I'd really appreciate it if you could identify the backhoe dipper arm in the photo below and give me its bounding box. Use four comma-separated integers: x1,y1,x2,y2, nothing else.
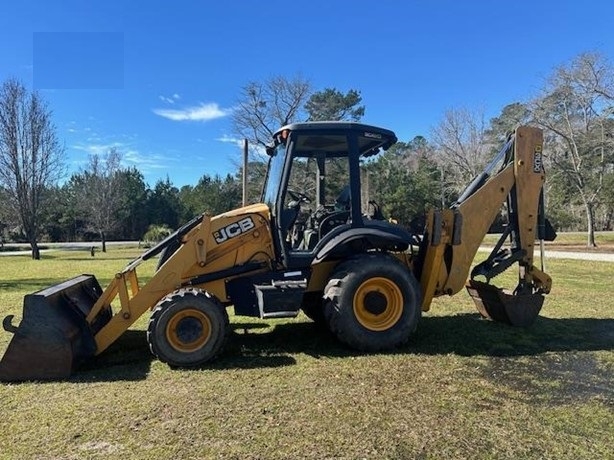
418,126,552,314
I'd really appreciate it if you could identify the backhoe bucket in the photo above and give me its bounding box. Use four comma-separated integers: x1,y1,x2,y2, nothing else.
466,280,544,327
0,275,111,382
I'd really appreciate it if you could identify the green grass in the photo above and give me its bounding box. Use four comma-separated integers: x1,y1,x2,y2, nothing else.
483,230,614,252
0,247,613,459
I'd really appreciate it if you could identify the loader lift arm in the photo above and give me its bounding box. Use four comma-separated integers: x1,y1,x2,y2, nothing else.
417,126,553,324
0,207,276,381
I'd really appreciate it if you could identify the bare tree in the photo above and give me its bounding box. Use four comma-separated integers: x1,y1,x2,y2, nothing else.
0,186,10,245
231,75,311,204
71,148,124,252
431,107,492,195
530,52,614,246
232,75,311,148
0,78,64,259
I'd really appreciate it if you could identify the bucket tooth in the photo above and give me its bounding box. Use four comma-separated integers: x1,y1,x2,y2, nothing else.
0,275,110,382
466,280,544,327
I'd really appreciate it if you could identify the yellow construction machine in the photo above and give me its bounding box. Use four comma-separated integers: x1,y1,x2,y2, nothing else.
0,122,555,381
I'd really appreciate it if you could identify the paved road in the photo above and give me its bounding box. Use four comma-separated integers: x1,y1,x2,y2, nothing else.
540,250,614,262
478,247,614,263
0,241,140,256
2,242,613,262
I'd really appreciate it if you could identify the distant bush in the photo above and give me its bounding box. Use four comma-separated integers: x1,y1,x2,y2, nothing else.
142,224,173,246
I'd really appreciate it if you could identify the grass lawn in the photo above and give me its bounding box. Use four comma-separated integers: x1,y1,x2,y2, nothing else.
0,246,612,459
483,230,614,253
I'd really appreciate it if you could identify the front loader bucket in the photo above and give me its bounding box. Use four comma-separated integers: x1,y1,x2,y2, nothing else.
466,280,544,327
0,275,111,382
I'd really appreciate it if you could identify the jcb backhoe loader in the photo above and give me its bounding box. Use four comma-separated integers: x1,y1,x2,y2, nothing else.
0,122,554,381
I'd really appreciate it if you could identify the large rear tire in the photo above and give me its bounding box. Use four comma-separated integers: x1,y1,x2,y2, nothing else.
323,253,421,351
147,288,229,367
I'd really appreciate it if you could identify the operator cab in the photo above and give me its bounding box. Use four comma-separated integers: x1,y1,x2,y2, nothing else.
262,122,400,268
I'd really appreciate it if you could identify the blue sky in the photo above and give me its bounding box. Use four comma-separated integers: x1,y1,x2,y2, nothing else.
1,0,612,187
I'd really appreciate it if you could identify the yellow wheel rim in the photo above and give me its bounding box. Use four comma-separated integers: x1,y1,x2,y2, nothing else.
166,308,212,352
353,277,403,331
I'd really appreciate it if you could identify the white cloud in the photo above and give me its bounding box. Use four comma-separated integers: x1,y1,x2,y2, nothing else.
158,93,181,104
216,134,244,148
72,142,123,156
123,148,173,170
72,141,173,173
158,95,175,104
153,103,229,122
216,134,268,159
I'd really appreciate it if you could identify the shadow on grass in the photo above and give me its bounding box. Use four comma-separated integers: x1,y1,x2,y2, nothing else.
0,278,67,294
73,330,154,383
70,314,614,382
483,349,614,405
226,314,614,360
411,313,614,357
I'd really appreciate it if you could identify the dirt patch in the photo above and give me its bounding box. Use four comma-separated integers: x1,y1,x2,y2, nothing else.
79,441,124,454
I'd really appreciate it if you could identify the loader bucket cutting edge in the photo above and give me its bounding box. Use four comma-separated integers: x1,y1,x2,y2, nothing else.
0,275,111,382
466,280,544,327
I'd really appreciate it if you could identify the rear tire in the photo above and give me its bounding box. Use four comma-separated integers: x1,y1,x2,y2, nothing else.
147,288,229,367
323,253,421,351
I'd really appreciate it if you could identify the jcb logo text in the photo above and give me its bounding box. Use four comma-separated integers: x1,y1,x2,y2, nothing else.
214,217,255,244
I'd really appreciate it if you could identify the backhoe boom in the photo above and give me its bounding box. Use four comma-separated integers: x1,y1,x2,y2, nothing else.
418,126,552,324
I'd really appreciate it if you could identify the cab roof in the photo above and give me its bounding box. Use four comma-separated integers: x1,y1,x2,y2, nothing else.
273,121,398,156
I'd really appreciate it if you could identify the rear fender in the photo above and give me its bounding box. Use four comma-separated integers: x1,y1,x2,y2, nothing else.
312,223,412,265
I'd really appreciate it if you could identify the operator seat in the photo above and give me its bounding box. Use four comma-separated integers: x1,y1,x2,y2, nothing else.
318,210,350,239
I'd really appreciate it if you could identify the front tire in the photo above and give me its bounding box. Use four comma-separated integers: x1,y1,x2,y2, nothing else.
301,291,326,326
323,253,421,351
147,288,229,367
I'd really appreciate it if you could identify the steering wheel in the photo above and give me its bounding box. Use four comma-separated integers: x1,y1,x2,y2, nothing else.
287,189,311,205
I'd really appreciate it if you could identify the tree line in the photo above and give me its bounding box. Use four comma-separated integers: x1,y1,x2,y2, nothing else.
0,159,244,252
1,51,613,259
